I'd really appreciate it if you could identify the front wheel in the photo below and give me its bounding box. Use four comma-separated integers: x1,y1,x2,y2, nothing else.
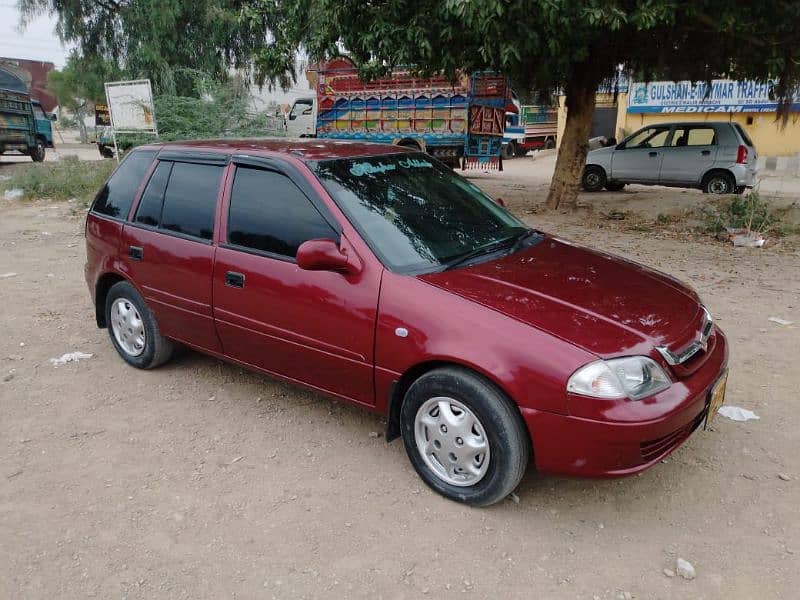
105,281,174,369
400,367,530,506
502,142,515,160
30,140,45,162
582,165,607,192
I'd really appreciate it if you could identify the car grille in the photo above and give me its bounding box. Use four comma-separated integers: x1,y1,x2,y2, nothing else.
639,410,706,463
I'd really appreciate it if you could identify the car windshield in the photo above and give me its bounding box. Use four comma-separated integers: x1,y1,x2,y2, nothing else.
312,153,528,273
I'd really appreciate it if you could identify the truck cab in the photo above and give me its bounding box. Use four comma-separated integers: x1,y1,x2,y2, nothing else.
286,97,316,138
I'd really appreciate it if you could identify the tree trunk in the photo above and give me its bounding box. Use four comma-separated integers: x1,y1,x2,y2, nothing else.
545,77,598,210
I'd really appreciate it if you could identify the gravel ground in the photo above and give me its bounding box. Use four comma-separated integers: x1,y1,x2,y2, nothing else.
1,159,798,599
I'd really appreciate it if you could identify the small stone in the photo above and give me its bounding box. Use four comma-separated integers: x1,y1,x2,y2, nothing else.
676,558,696,580
663,568,676,578
2,373,13,382
509,492,520,504
778,473,791,481
368,431,380,438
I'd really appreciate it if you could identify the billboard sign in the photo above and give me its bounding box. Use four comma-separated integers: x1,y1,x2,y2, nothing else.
104,79,157,133
628,80,800,114
94,103,111,127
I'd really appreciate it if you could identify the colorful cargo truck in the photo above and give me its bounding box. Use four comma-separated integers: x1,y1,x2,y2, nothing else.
287,57,511,169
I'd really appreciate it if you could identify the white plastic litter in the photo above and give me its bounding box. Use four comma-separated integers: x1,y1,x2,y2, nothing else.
768,317,794,326
3,188,24,201
50,352,93,366
0,272,18,279
717,406,760,422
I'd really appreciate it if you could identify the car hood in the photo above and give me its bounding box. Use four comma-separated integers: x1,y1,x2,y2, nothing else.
419,235,702,357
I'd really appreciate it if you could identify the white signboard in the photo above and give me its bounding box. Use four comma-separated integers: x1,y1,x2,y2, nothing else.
628,79,800,114
104,79,157,133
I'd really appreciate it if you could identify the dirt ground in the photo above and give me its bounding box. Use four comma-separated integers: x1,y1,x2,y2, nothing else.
1,155,799,599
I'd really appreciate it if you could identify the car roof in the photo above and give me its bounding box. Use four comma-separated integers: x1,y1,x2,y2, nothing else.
137,138,413,162
644,121,732,128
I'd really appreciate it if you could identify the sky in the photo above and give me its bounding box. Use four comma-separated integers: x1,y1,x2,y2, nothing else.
0,2,71,67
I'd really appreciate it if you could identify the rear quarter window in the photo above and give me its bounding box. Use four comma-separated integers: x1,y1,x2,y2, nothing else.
92,150,157,219
733,123,754,147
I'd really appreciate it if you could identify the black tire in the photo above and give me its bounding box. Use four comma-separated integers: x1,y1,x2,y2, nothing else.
544,138,556,150
582,165,607,192
30,140,45,162
703,171,735,194
105,281,174,369
400,366,530,507
502,142,515,159
605,181,626,192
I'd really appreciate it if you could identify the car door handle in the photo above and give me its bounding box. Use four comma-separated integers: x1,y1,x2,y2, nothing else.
129,246,143,260
701,150,711,155
225,271,245,288
648,151,658,157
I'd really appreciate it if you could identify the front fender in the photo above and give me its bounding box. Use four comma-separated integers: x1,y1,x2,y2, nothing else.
374,272,595,417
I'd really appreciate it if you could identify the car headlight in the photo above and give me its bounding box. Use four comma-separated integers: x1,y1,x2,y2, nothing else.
567,356,671,400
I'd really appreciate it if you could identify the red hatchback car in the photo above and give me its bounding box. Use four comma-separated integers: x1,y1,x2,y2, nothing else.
85,139,728,506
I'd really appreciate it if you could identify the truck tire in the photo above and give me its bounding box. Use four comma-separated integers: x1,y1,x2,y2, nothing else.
502,142,516,160
544,138,556,150
30,140,46,162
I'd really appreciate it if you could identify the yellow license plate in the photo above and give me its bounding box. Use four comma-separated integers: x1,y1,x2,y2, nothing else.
705,372,728,428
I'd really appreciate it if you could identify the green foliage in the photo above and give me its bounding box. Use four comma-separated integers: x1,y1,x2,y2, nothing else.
704,191,779,234
2,156,115,203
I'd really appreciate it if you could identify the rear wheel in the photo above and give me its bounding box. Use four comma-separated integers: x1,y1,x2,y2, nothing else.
502,142,516,159
105,281,174,369
582,165,607,192
400,367,530,506
703,171,735,194
544,138,556,150
30,140,45,162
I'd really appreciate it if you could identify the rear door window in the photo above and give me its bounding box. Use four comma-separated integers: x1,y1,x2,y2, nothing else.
160,162,223,240
92,150,157,219
134,161,172,226
227,166,337,258
671,126,716,146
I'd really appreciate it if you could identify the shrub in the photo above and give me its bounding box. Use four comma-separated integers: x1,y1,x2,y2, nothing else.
2,156,115,203
703,191,778,234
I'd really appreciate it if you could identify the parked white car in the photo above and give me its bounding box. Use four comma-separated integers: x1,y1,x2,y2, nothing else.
582,121,757,194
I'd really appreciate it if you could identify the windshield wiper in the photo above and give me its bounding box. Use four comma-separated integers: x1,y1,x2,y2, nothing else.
441,231,526,271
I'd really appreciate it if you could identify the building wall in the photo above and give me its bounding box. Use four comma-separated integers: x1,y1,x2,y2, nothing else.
557,91,800,158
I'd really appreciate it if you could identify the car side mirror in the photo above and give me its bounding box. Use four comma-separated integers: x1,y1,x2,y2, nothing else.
297,239,360,275
606,137,616,146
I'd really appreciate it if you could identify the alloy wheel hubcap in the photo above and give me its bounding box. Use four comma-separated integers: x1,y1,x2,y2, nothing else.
586,173,600,187
111,297,146,356
414,397,490,486
709,178,728,194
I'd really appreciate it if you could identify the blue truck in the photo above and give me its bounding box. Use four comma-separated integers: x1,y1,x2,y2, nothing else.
1,66,55,162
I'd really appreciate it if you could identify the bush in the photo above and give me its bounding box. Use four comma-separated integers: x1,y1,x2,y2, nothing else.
703,191,779,234
2,156,115,203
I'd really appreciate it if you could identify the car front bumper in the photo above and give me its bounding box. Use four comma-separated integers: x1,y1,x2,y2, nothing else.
521,330,728,478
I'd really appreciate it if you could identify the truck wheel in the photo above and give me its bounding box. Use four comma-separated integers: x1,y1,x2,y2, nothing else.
502,142,515,159
582,166,606,192
31,140,46,162
544,138,556,150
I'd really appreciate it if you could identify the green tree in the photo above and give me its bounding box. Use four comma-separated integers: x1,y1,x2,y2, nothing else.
47,52,120,142
240,0,800,209
18,0,266,96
